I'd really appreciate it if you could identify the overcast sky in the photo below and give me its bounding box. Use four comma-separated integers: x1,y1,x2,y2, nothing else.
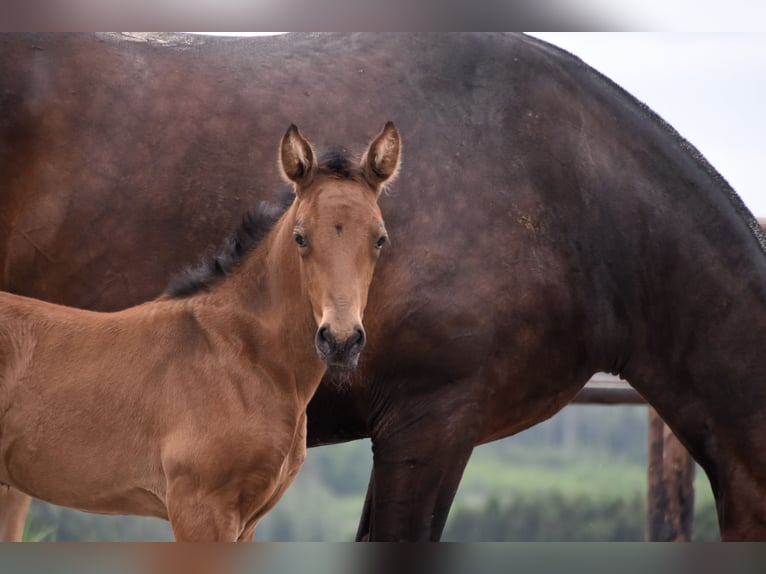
529,33,766,216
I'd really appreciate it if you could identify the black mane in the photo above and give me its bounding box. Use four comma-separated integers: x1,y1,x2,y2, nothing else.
318,147,365,182
165,148,362,299
165,190,294,298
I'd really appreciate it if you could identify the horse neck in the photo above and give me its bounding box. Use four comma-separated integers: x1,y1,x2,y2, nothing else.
206,209,326,401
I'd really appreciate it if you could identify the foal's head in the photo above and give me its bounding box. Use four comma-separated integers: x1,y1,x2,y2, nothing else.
280,122,400,371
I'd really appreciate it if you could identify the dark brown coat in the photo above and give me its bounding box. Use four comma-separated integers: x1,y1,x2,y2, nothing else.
1,33,765,540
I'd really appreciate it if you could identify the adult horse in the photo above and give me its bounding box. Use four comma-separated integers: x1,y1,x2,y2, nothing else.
1,33,765,541
0,122,399,541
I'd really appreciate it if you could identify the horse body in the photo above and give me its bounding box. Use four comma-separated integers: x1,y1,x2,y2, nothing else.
0,246,313,539
1,32,766,540
0,294,287,517
0,122,400,540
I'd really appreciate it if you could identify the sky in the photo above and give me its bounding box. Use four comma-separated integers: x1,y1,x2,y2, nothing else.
561,1,766,31
528,33,766,216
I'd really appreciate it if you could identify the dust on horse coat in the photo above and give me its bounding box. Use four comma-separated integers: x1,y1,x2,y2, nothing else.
0,122,400,541
1,33,766,540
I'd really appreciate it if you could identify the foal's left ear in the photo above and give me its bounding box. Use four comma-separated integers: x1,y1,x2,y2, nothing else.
280,124,316,193
361,121,401,195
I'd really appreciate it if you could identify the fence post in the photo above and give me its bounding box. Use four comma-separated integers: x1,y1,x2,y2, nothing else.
646,407,696,541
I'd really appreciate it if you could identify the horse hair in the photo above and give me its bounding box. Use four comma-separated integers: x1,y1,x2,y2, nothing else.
318,146,363,181
165,148,366,299
165,190,295,298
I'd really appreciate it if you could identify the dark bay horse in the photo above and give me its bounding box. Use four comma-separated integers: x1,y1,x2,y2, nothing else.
0,122,400,541
1,33,765,541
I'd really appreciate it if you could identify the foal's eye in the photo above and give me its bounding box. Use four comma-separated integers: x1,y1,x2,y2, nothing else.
375,235,387,249
293,232,306,248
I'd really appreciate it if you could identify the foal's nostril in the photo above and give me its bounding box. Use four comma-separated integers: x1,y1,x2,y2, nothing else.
316,324,365,365
348,326,366,354
315,324,335,356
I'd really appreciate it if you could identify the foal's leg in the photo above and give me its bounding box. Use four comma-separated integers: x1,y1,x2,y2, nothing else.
235,450,307,542
165,477,241,542
0,488,32,541
237,522,258,542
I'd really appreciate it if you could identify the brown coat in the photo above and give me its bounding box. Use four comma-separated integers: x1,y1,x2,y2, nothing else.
0,123,400,541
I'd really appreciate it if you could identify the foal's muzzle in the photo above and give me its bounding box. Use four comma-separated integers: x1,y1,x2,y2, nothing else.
315,323,366,371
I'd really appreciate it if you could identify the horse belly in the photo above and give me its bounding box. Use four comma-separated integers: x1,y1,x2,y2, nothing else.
475,310,595,443
0,449,167,518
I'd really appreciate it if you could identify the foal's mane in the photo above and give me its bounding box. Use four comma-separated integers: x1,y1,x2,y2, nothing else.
166,147,364,299
165,190,294,298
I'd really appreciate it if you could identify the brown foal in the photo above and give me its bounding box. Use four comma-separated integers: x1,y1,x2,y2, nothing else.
0,122,400,541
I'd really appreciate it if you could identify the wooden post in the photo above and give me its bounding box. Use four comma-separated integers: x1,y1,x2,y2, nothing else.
646,407,696,541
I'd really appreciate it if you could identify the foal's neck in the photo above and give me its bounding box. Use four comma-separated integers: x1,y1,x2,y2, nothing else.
203,209,326,400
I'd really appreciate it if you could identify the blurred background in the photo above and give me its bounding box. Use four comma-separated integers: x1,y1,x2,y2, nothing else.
24,32,765,541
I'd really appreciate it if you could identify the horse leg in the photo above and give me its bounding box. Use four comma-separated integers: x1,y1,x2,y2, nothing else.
237,523,257,542
367,388,478,541
0,488,32,541
697,441,766,540
165,477,241,542
715,467,766,540
369,433,474,541
169,472,299,542
354,469,374,541
629,373,766,540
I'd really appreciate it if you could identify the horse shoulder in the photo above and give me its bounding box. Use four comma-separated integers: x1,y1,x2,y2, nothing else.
0,293,57,396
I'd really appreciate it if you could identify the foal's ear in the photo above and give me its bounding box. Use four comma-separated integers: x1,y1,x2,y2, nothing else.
280,124,316,192
361,121,401,194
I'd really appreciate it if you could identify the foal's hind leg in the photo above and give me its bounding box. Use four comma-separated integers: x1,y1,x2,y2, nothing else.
0,488,32,541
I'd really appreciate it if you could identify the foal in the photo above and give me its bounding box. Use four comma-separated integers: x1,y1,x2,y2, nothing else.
0,122,400,541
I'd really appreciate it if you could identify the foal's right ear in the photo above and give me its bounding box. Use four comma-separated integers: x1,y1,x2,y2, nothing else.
280,124,316,193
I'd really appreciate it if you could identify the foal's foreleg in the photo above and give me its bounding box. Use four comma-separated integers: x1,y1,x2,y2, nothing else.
166,478,242,542
0,488,32,541
237,523,257,542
